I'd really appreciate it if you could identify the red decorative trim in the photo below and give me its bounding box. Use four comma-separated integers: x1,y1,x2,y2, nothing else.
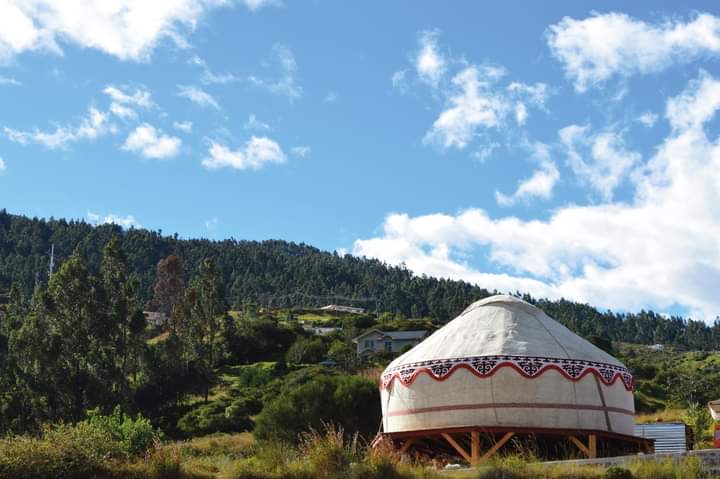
387,401,635,417
381,355,633,391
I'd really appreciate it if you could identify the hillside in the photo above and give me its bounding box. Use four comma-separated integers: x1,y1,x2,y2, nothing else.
0,209,718,350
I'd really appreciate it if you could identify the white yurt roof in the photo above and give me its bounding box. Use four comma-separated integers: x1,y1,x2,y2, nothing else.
386,295,623,370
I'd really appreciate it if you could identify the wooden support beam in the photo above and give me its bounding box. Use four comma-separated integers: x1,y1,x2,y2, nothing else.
568,435,591,458
588,434,597,459
471,431,480,465
479,432,514,465
398,438,415,455
441,432,472,463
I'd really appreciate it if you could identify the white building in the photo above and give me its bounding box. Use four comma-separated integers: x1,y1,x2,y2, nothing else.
320,304,365,314
353,329,427,357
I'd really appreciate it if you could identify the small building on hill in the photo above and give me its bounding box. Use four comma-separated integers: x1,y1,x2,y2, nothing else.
144,311,168,327
353,329,427,357
320,304,365,314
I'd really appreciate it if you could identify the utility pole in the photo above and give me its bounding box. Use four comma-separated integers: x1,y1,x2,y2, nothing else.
48,244,55,279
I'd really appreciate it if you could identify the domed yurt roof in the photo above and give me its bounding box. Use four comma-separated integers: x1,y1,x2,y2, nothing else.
383,295,630,388
380,295,635,439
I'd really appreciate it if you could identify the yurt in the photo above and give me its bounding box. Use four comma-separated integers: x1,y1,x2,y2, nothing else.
377,295,652,464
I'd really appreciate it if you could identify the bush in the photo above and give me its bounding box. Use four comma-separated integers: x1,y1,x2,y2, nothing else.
254,375,380,444
177,397,257,437
83,405,163,456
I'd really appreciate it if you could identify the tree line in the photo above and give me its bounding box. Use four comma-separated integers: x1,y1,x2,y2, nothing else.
1,209,719,351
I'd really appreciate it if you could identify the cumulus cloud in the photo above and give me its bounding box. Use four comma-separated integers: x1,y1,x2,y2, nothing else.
178,84,220,109
87,211,141,229
0,0,226,63
547,12,720,92
495,142,559,206
398,32,549,152
123,123,181,159
354,72,720,321
104,85,154,119
0,75,20,85
248,43,302,102
638,112,658,128
244,0,281,12
323,91,337,103
244,114,271,131
423,66,509,149
205,216,218,231
559,125,641,200
4,106,114,149
0,157,5,174
173,121,192,133
202,136,286,171
190,55,239,84
415,30,446,87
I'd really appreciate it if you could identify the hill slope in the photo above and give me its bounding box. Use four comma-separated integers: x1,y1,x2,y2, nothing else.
0,209,717,349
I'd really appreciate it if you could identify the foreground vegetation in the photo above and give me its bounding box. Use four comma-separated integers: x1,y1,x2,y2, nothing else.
0,418,712,479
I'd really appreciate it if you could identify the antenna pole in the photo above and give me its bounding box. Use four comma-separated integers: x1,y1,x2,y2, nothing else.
49,244,55,278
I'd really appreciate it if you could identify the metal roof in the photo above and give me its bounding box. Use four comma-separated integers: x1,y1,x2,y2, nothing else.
634,423,689,454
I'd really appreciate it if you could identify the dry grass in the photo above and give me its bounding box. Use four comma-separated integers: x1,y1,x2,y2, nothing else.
634,409,686,424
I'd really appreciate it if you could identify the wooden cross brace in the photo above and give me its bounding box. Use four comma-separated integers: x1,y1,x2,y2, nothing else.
568,434,597,459
441,431,515,466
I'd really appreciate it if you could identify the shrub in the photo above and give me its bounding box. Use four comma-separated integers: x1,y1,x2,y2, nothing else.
254,375,380,444
83,405,163,456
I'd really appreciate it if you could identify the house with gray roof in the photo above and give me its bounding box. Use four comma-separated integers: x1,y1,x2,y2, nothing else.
352,328,427,357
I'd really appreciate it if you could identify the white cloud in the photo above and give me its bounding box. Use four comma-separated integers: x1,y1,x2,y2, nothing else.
178,84,220,109
637,111,658,128
323,91,337,103
514,102,528,125
401,32,549,152
547,12,720,92
123,123,181,159
0,0,227,63
0,157,5,174
87,211,141,229
415,30,446,87
423,66,510,149
559,125,641,200
391,69,408,92
205,216,218,231
190,55,238,84
355,73,720,321
244,0,281,12
471,142,500,163
173,120,192,133
4,106,114,149
202,136,286,171
248,43,301,102
104,85,154,119
291,146,310,158
0,75,20,85
495,142,559,206
244,114,271,131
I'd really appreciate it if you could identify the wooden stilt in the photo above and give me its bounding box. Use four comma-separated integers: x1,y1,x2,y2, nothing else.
398,438,415,455
441,432,472,463
478,432,514,464
471,431,480,465
588,434,597,459
568,435,591,458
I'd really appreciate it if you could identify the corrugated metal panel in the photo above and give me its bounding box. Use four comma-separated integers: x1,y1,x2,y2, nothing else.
634,423,688,453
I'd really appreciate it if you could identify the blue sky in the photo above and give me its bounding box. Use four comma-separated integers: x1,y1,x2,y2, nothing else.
1,1,720,320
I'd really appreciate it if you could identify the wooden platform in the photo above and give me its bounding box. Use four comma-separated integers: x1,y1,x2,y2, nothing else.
375,426,654,466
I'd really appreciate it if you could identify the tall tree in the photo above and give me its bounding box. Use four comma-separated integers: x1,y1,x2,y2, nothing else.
188,258,227,402
152,255,186,331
